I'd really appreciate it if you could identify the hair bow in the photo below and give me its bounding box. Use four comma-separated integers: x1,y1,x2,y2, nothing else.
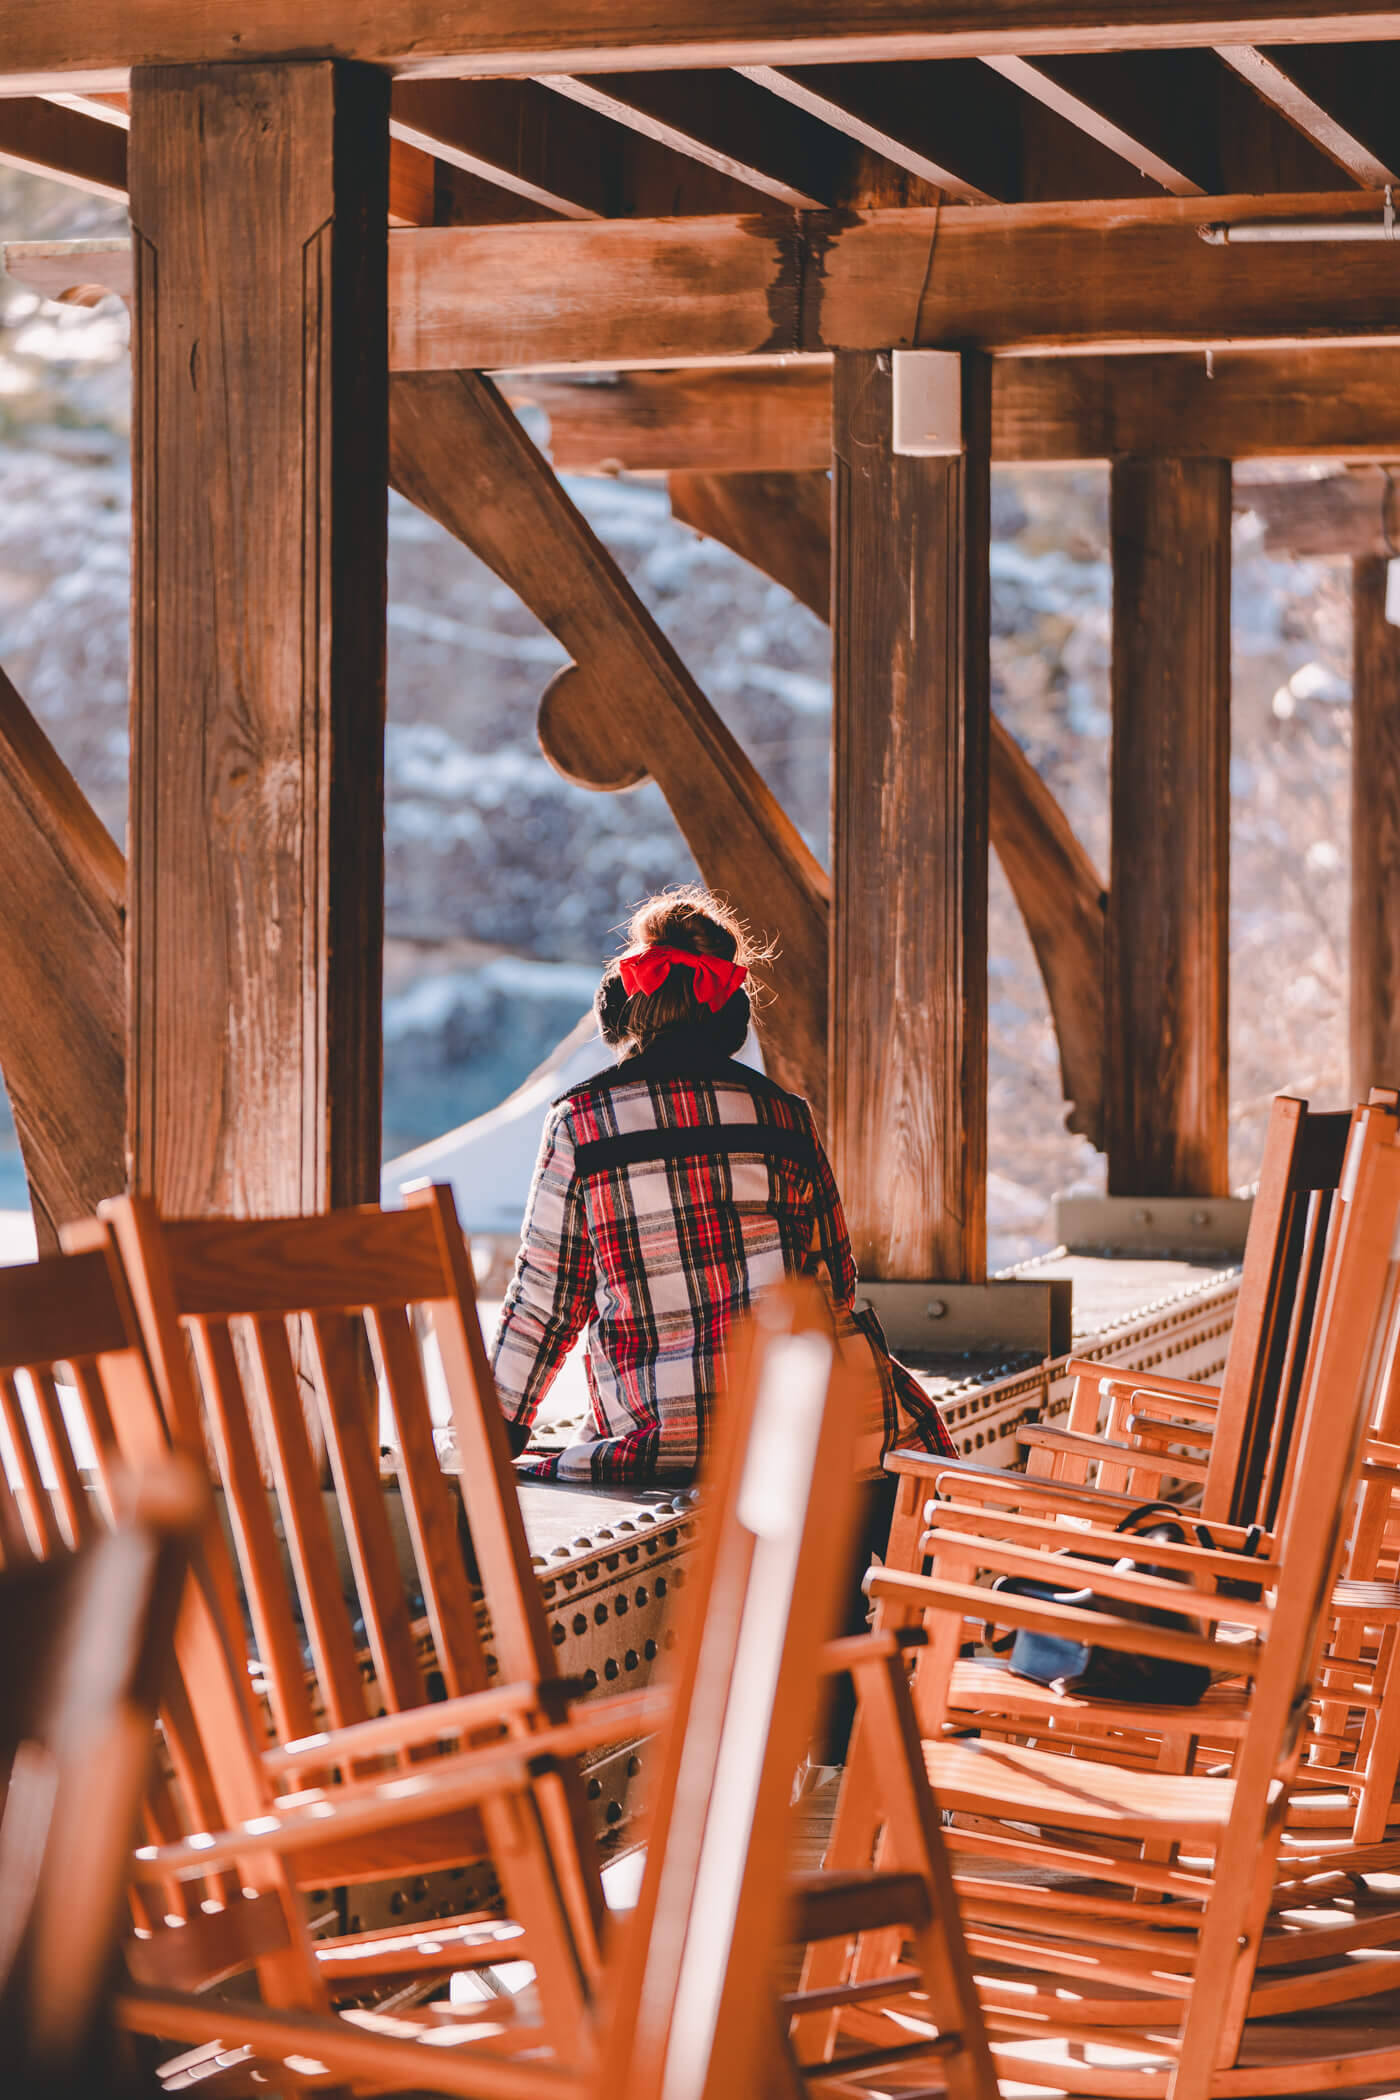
618,944,747,1013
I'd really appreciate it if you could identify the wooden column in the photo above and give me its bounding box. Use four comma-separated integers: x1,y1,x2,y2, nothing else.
127,62,388,1218
1107,457,1231,1198
1351,556,1400,1098
829,350,991,1282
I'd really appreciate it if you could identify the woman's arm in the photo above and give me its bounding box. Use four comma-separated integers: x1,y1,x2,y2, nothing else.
490,1102,594,1443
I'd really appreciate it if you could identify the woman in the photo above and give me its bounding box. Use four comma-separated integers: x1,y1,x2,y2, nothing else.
490,886,954,1487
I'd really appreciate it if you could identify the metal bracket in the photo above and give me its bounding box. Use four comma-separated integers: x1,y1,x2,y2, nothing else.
857,1279,1073,1361
1052,1192,1253,1258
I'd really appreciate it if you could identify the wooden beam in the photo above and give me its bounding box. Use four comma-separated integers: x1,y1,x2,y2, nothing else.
1351,555,1400,1096
1236,466,1400,556
669,466,1108,1148
524,367,834,475
0,667,124,1253
14,6,1400,94
542,69,859,210
1216,41,1400,186
514,347,1400,475
387,370,830,1115
830,350,991,1281
738,62,1023,203
1107,457,1232,1198
19,193,1400,368
128,61,386,1220
0,92,126,195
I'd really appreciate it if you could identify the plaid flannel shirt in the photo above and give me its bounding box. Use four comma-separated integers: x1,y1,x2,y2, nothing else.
489,1043,954,1483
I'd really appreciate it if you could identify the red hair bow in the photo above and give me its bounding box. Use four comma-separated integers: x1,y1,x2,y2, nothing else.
618,944,747,1013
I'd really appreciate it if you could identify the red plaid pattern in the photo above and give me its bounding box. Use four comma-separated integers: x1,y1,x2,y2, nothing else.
490,1045,954,1483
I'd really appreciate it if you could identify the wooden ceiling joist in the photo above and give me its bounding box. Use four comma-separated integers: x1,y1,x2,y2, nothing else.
10,5,1400,93
541,69,857,210
737,62,1024,203
1215,41,1400,186
0,93,125,197
984,51,1222,194
514,349,1400,471
17,191,1400,368
389,78,612,219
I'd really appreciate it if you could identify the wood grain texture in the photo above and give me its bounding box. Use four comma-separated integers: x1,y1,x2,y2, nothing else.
127,61,387,1220
1351,556,1400,1099
388,370,830,1113
830,350,991,1280
1216,40,1400,188
22,195,1400,369
1238,465,1400,557
9,3,1400,91
670,466,1107,1145
0,93,126,195
1107,456,1231,1196
513,349,1400,472
0,666,124,1250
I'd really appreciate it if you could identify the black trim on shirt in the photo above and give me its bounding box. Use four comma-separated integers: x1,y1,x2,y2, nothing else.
572,1121,818,1182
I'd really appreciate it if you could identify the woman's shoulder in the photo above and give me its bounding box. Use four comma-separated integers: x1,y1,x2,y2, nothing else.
552,1054,809,1119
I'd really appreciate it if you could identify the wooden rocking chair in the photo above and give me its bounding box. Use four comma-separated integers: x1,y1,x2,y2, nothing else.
880,1094,1362,1585
826,1099,1400,2098
0,1448,201,2100
119,1282,997,2100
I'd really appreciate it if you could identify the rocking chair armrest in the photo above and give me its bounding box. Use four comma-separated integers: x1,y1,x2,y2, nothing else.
924,1499,1279,1582
137,1688,669,1883
1018,1426,1210,1481
899,1460,1149,1519
262,1678,547,1776
865,1566,1257,1677
1123,1413,1215,1452
1063,1360,1223,1406
1119,1389,1222,1426
917,1527,1273,1630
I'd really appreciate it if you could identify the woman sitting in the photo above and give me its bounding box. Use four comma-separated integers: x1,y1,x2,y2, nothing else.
490,886,953,1489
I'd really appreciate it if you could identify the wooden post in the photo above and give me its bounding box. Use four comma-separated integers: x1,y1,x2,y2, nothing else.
829,349,991,1282
1107,457,1231,1198
127,62,388,1220
1351,555,1400,1098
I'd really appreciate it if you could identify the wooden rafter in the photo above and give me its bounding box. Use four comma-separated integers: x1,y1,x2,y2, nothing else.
0,666,124,1252
541,69,857,209
0,92,125,195
986,46,1353,194
669,468,1108,1147
390,79,612,219
738,62,1023,202
17,191,1400,368
387,370,831,1115
1216,41,1400,186
985,50,1222,194
9,5,1400,92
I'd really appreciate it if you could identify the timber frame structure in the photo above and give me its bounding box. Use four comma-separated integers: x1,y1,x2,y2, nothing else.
1,7,1399,1317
